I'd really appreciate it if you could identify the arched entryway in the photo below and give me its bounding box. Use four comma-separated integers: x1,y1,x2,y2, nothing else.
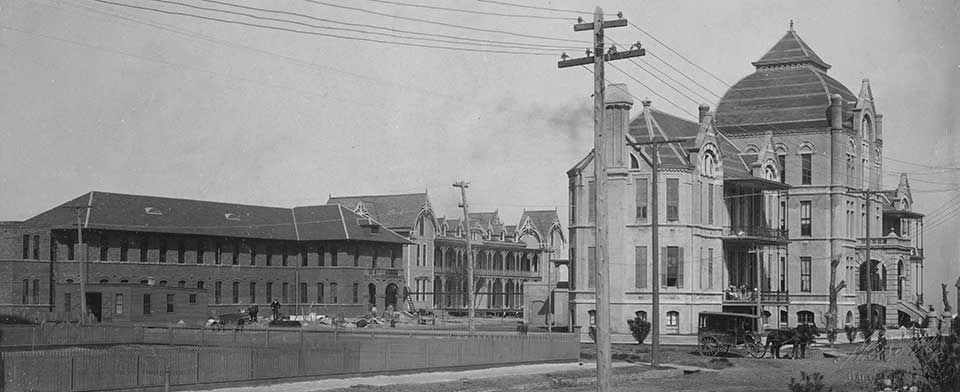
492,279,503,308
857,304,886,327
385,283,399,309
368,283,377,306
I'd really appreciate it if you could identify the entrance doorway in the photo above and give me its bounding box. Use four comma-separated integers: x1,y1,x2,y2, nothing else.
385,283,399,309
85,292,103,322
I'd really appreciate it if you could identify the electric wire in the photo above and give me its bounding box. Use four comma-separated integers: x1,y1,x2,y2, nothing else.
359,0,573,20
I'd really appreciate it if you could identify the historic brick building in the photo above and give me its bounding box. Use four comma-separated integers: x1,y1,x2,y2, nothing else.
567,28,927,336
327,192,566,314
0,191,411,322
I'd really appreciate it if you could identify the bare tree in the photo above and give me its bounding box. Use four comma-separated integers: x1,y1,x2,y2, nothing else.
824,257,847,346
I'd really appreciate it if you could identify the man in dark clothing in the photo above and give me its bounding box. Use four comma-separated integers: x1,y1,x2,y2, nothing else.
248,305,259,322
271,300,281,321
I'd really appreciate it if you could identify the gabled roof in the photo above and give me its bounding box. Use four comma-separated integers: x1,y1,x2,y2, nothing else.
22,191,411,244
469,211,503,233
519,210,560,236
716,30,857,133
326,192,431,232
628,108,699,168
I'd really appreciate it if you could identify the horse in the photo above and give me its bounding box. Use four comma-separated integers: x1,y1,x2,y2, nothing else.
765,324,821,359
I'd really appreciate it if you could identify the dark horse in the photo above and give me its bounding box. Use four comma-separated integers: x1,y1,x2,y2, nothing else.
765,324,821,359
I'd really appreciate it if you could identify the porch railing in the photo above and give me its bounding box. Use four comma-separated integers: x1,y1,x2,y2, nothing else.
723,226,787,241
723,289,790,304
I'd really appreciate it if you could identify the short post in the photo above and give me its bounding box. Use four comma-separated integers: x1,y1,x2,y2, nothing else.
164,363,170,392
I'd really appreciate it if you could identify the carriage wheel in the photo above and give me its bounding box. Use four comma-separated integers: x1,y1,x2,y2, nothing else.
746,341,767,358
698,336,723,357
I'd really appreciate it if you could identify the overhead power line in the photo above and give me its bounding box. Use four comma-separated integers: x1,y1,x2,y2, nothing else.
360,0,573,20
474,0,612,16
302,0,592,45
93,0,555,56
193,0,578,50
627,21,731,87
884,156,960,171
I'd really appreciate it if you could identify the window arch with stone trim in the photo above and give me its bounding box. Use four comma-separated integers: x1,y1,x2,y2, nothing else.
861,114,874,141
700,146,719,178
797,310,815,324
630,153,641,170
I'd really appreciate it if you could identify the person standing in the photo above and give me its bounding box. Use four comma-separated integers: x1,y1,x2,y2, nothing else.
876,328,888,361
271,299,281,321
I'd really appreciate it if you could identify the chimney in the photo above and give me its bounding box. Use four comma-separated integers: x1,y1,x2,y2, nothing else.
604,83,634,168
829,94,843,130
698,104,710,123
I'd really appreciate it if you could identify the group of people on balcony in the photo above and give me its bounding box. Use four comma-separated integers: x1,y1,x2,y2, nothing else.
725,284,757,301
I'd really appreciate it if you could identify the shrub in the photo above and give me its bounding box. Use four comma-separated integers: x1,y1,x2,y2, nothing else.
626,317,651,345
910,335,960,392
872,368,919,392
844,325,857,344
788,371,832,392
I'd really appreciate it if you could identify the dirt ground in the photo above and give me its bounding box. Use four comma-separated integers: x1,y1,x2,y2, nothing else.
328,340,918,392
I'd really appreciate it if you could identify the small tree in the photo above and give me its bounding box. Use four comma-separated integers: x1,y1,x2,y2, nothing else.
627,316,651,346
823,257,846,347
788,372,832,392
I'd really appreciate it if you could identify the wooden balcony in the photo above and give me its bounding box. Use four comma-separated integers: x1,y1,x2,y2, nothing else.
722,225,788,245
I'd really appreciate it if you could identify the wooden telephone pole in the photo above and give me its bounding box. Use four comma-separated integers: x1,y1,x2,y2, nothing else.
849,188,878,326
558,7,643,390
453,181,475,332
64,205,92,324
626,107,693,367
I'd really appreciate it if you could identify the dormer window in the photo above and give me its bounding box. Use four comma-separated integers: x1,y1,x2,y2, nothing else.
224,213,241,221
144,207,163,216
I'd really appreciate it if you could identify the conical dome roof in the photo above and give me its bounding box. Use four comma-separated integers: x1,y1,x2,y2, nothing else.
715,29,857,133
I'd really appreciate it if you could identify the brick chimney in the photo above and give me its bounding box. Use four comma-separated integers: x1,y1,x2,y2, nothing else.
603,83,634,169
699,104,710,123
829,94,843,130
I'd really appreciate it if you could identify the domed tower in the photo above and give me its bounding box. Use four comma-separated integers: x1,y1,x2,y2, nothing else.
715,26,890,328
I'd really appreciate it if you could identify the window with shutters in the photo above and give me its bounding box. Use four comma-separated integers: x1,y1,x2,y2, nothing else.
588,181,596,223
800,201,812,236
664,246,682,288
666,179,679,222
636,178,648,222
143,294,151,315
635,246,647,289
801,153,812,185
800,257,811,292
587,246,596,288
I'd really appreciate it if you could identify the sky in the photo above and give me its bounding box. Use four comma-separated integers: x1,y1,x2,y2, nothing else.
1,0,958,310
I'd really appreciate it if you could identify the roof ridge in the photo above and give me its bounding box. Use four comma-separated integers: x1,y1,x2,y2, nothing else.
89,190,293,210
328,192,427,200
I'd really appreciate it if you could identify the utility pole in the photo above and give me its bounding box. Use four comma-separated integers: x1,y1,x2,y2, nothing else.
64,205,93,324
849,189,878,327
558,7,643,390
453,181,475,332
626,108,693,367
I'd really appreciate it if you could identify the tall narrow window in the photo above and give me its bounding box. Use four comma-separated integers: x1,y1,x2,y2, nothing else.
214,242,222,265
354,246,360,266
166,294,175,313
666,178,679,222
317,282,325,303
779,201,787,232
197,281,204,290
352,283,359,303
707,183,714,225
635,246,647,289
30,279,39,304
330,246,338,266
800,257,812,292
299,282,307,303
266,282,273,303
233,241,240,265
800,201,812,236
801,153,812,185
32,235,39,260
317,245,324,267
665,246,682,288
140,238,149,262
707,248,714,289
636,178,648,222
214,281,222,304
177,240,185,264
196,241,204,264
143,294,151,315
329,283,338,303
302,247,309,266
115,293,124,314
588,180,596,223
50,236,57,262
100,235,109,261
587,246,596,288
282,282,289,303
22,235,29,259
569,185,576,225
265,245,273,266
159,240,167,263
778,154,787,183
249,282,257,304
779,256,787,291
21,279,28,304
281,243,288,266
250,243,257,266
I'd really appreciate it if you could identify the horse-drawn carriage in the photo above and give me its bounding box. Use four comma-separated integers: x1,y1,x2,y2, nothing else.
697,311,766,358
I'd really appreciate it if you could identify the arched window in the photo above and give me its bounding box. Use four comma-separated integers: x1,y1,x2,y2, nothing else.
861,115,873,141
630,153,641,169
744,144,759,154
881,265,887,291
797,310,815,324
897,260,904,300
701,151,717,177
635,310,647,321
845,311,854,325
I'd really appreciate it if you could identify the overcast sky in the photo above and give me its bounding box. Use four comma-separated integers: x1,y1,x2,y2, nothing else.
1,0,957,309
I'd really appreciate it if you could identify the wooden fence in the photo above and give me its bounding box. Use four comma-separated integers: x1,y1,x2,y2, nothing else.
1,326,579,391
